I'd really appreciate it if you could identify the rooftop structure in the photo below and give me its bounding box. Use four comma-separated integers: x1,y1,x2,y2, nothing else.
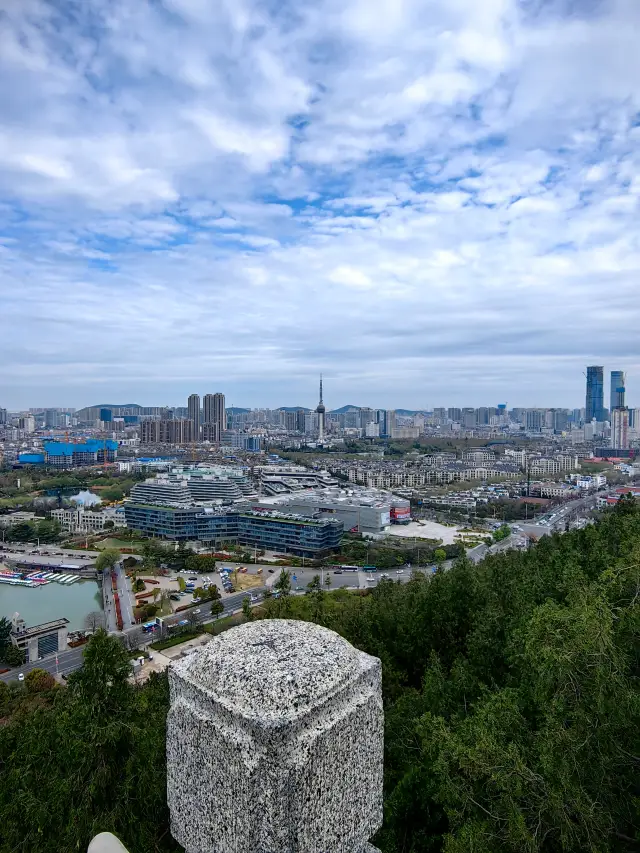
254,486,410,533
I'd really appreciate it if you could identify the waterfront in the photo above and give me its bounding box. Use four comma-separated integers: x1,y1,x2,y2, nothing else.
0,579,102,631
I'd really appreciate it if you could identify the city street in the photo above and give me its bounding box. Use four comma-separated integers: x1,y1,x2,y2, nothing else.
0,646,85,684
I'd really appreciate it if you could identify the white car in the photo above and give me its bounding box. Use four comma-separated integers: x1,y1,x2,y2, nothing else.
396,569,404,574
18,673,25,682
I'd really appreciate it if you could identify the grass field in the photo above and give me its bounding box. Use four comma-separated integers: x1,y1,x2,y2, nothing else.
95,538,145,552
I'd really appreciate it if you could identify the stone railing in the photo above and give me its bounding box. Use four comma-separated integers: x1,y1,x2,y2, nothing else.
89,618,384,853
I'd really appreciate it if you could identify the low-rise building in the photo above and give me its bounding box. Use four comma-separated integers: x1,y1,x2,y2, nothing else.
10,613,69,662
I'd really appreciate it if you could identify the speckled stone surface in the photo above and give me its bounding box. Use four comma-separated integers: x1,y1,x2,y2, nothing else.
167,619,383,853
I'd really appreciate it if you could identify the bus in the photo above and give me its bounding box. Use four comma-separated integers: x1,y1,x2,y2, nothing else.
339,565,360,572
362,566,377,573
142,621,157,633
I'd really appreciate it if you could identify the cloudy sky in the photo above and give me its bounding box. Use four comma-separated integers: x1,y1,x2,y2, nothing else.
1,0,639,411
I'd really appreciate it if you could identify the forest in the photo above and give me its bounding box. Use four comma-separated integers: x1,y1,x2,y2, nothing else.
0,497,638,853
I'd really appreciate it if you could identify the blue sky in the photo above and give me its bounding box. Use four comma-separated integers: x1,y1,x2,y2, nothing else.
1,0,639,410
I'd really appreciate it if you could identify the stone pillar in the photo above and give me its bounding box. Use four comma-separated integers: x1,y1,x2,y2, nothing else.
166,619,384,853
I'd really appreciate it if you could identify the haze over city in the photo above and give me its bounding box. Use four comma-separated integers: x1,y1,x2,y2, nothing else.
1,0,639,408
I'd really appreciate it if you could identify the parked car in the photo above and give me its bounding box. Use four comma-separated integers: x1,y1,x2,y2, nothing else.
18,673,24,682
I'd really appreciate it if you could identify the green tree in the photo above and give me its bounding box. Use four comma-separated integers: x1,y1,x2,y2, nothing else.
25,668,56,693
275,569,291,596
210,599,224,620
242,596,254,621
2,644,25,667
434,548,447,565
95,548,120,573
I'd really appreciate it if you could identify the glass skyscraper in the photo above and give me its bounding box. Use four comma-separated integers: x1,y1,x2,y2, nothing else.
610,370,626,411
585,366,604,422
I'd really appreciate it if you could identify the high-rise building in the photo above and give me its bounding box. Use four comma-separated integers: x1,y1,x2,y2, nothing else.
447,407,462,422
316,376,326,443
213,393,226,437
611,407,630,450
0,408,7,425
188,394,200,438
203,394,215,425
610,370,626,411
585,366,604,422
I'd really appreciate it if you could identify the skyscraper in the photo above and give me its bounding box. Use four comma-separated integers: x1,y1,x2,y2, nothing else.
316,376,326,443
585,366,604,422
202,392,226,442
610,370,626,411
187,394,200,438
611,407,629,450
203,394,215,425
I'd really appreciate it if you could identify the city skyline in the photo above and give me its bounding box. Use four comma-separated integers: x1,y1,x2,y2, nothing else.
0,365,636,414
1,2,640,407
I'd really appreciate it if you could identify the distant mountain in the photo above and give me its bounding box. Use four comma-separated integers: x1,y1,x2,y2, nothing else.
330,405,362,414
227,407,250,414
277,406,311,412
396,409,425,416
88,404,142,409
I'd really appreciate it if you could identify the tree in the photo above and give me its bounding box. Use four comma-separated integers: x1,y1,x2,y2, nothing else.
95,548,120,573
103,520,115,530
242,597,254,621
434,548,447,566
69,630,132,713
275,569,291,596
3,645,25,667
208,585,221,601
178,576,186,592
84,611,106,632
0,616,12,658
25,668,56,693
210,600,224,620
324,572,332,589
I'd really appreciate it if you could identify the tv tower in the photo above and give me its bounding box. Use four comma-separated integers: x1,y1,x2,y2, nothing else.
316,374,326,443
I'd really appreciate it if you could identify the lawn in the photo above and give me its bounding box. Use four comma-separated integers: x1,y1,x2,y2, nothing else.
95,537,145,552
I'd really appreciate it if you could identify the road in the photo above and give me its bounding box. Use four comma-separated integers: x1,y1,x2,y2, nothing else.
0,647,85,684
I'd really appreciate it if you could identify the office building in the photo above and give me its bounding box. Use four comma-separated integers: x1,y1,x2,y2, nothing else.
447,408,462,422
124,501,343,557
610,371,626,411
253,486,410,534
611,407,630,450
585,366,604,422
187,394,201,438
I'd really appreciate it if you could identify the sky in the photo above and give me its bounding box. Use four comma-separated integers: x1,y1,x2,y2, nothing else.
1,0,639,411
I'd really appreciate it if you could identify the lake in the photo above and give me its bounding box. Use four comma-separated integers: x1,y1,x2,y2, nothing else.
0,579,103,631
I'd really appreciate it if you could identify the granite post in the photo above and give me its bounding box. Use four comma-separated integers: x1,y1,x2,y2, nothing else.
166,619,384,853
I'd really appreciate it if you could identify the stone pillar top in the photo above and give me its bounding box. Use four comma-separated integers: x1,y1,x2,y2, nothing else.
167,619,384,853
172,618,363,727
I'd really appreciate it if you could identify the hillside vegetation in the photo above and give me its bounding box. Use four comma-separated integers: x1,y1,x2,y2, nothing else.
0,498,638,853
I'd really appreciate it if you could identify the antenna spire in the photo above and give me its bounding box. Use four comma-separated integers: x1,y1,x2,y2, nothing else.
319,373,323,404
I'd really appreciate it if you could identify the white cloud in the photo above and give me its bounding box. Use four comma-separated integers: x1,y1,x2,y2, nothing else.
0,0,639,408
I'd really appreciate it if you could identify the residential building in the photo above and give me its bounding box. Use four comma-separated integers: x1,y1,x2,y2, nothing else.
611,407,630,450
187,394,201,438
140,419,195,444
585,365,604,422
203,393,226,441
447,407,462,422
390,426,420,439
43,439,117,467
